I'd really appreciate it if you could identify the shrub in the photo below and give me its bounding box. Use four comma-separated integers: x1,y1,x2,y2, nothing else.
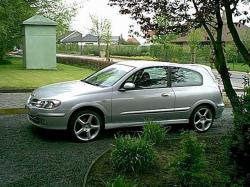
0,59,11,65
111,135,155,173
225,44,245,64
171,131,210,186
57,56,113,70
229,88,250,185
142,121,168,145
106,176,137,187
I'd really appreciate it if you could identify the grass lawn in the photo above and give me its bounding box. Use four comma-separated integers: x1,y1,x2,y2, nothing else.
0,57,94,90
112,55,250,72
86,135,231,186
201,62,250,73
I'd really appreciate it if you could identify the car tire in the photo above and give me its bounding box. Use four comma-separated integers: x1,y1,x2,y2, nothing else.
190,106,214,132
68,110,103,142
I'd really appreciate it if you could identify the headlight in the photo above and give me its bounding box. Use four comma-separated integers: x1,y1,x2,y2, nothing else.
32,99,61,109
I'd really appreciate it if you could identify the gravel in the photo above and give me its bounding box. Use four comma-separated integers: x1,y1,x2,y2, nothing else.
0,114,113,186
0,108,233,186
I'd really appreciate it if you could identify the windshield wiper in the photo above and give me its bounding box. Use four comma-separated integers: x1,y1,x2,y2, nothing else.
82,80,100,87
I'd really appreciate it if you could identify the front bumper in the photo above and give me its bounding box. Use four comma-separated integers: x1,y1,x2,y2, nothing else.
26,105,69,130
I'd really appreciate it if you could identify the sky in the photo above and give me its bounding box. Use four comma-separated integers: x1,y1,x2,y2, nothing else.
70,0,138,40
69,0,250,43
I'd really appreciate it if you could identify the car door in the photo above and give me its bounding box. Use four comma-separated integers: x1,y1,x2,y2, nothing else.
111,66,175,126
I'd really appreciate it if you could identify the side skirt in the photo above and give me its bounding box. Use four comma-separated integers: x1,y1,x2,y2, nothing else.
105,119,189,130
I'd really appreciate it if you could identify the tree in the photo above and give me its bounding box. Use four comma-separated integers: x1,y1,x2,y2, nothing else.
101,19,112,61
108,0,240,109
89,15,112,57
223,0,250,65
0,0,34,62
35,0,80,36
187,28,203,64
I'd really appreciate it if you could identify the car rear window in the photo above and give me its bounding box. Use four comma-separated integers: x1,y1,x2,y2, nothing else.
171,67,203,87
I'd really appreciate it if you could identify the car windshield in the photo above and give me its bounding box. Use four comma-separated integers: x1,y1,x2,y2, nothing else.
83,64,134,87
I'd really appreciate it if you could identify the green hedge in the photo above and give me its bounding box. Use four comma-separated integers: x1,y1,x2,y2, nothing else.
57,43,245,65
57,56,113,70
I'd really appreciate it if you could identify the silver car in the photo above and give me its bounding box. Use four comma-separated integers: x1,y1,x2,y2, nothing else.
26,61,224,142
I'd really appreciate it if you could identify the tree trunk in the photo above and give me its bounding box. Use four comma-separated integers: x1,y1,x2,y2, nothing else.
97,36,101,57
213,0,240,110
223,1,250,66
0,55,3,63
215,47,239,109
105,43,110,61
0,50,6,63
190,47,195,63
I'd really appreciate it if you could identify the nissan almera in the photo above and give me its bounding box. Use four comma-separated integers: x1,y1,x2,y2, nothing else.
26,61,224,142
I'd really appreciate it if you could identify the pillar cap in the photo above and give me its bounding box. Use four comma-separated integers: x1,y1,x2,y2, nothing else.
23,15,57,26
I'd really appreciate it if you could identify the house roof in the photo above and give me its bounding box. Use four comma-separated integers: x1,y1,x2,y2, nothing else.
127,37,140,44
81,34,98,42
58,32,122,43
58,31,83,43
57,31,75,41
23,15,57,26
171,22,250,44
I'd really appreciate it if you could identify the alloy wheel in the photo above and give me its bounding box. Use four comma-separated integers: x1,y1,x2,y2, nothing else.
193,107,213,132
73,113,101,141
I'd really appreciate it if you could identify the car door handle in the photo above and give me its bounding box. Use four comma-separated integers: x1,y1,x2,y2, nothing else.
161,93,169,97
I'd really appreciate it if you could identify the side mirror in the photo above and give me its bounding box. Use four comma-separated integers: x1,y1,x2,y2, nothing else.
122,82,135,90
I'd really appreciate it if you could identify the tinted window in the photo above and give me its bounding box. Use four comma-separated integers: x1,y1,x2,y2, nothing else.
171,67,202,87
125,67,169,89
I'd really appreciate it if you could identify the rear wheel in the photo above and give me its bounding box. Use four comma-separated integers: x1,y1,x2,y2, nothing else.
190,106,214,132
68,110,103,142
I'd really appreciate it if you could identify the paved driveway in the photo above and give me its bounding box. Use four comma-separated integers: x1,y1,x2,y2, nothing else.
0,108,232,186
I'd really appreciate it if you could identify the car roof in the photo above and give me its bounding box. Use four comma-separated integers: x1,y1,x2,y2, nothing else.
117,60,211,72
117,60,215,81
117,60,176,68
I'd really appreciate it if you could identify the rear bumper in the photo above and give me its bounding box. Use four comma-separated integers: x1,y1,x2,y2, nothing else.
215,103,225,119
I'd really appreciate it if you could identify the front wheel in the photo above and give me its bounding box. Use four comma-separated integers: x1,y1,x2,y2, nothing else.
190,106,214,132
68,110,103,142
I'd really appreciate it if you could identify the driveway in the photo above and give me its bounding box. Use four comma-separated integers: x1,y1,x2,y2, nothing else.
0,114,113,186
0,108,233,186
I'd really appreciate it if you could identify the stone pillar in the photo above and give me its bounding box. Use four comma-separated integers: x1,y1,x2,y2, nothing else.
23,15,57,69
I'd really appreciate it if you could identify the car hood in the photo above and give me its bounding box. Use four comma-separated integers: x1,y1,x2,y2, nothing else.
32,80,103,99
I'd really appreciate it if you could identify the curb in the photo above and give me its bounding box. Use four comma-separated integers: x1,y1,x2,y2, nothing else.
83,147,112,187
0,108,28,115
0,89,34,93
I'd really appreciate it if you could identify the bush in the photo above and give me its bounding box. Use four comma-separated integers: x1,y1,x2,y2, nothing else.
142,121,168,145
57,56,113,70
229,89,250,185
106,176,137,187
171,131,211,186
111,135,155,173
225,44,245,64
57,43,80,54
0,59,11,65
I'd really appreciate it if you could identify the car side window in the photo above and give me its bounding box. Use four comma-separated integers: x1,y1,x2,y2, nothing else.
125,67,169,89
171,67,203,87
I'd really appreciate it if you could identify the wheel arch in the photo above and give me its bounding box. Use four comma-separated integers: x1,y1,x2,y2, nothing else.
67,105,106,129
191,102,216,119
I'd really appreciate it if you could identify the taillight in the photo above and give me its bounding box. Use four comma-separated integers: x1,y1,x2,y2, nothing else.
218,85,223,97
